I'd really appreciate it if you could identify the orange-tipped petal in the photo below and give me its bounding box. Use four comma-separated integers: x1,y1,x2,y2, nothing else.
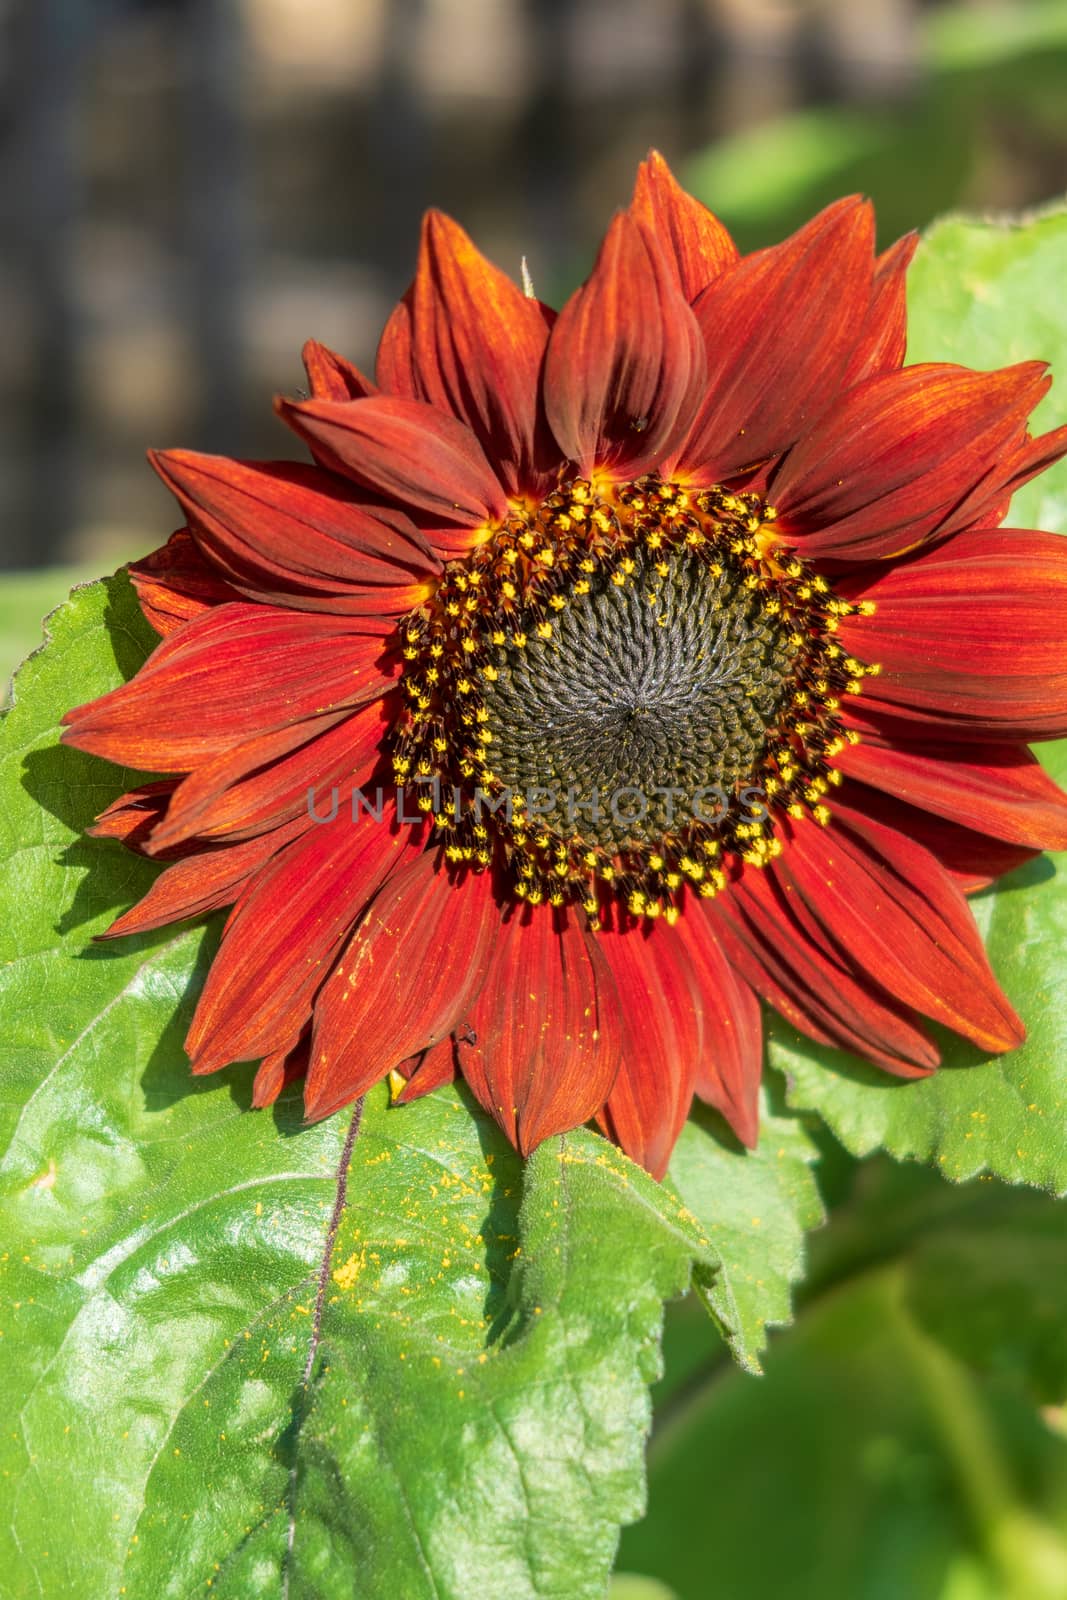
89,781,178,852
253,1032,311,1108
595,916,701,1179
685,908,763,1148
186,808,424,1077
841,231,918,386
62,603,398,771
393,1037,457,1104
777,810,1024,1055
629,149,738,304
832,779,1040,894
101,816,308,939
149,450,439,615
543,211,705,480
128,528,242,636
938,419,1067,537
302,338,377,402
833,733,1067,851
147,697,391,850
710,870,940,1077
275,392,509,549
375,289,415,394
773,362,1051,560
839,527,1067,740
674,197,876,481
380,211,557,496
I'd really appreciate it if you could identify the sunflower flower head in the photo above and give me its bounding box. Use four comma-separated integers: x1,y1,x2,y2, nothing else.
64,153,1067,1179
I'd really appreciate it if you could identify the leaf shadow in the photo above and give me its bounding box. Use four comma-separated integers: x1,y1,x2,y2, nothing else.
683,1095,752,1156
20,572,165,939
21,736,165,936
975,852,1056,900
449,1079,528,1339
134,913,264,1119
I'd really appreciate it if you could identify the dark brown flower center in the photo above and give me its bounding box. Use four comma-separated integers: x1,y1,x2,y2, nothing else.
482,545,795,852
393,474,876,922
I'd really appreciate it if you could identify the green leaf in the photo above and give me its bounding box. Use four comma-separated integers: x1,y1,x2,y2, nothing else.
0,574,735,1599
665,1101,824,1373
0,566,109,703
771,207,1067,1194
905,206,1067,535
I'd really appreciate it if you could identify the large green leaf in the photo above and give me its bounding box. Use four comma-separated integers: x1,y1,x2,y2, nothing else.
0,575,824,1598
771,208,1067,1194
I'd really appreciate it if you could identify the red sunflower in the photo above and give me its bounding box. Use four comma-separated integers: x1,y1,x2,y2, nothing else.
64,153,1067,1179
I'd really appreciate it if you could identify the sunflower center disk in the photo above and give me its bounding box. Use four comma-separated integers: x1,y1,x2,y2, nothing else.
394,476,876,922
483,548,792,852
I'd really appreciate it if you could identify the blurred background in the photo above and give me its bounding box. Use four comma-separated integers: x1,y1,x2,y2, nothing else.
2,0,1067,587
2,6,1067,1595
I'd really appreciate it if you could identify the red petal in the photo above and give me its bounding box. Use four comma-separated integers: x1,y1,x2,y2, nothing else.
89,781,178,853
302,339,376,402
304,855,499,1120
595,916,701,1179
830,778,1039,894
629,149,738,303
149,450,439,615
709,869,940,1075
778,811,1024,1054
381,211,557,497
772,362,1050,560
936,420,1067,538
275,393,509,549
393,1036,457,1104
185,808,423,1075
684,907,763,1148
839,527,1067,741
100,816,309,938
147,697,391,849
833,733,1067,850
375,289,415,395
840,232,917,387
676,198,876,482
62,602,398,770
253,1033,311,1108
458,906,622,1155
542,211,705,479
127,529,242,636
